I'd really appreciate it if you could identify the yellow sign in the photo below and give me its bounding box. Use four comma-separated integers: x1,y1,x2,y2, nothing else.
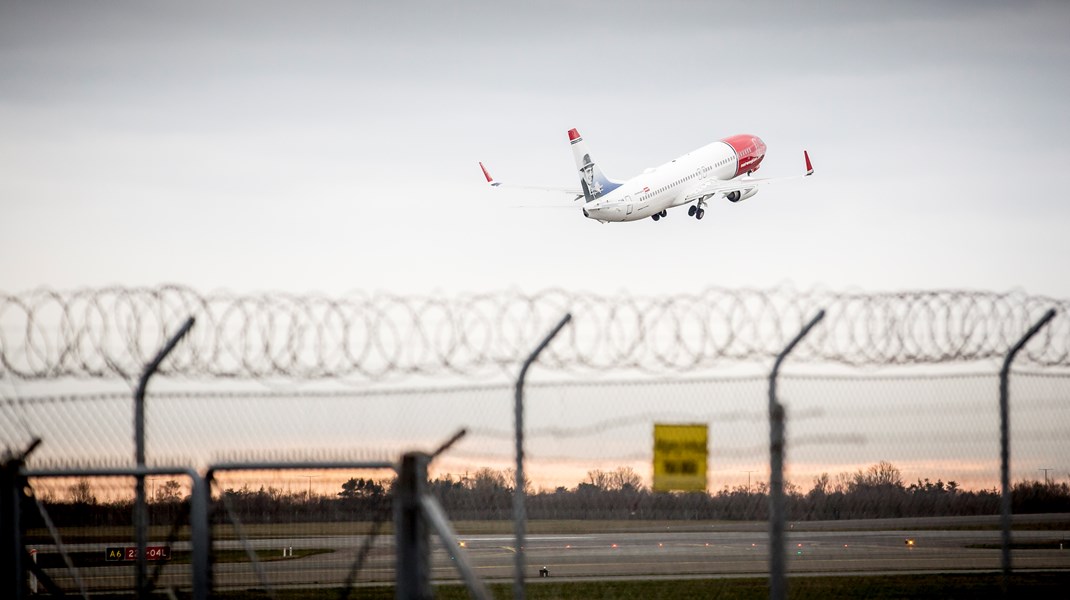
653,424,708,492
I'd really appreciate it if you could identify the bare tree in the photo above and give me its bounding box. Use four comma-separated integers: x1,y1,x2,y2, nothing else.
68,479,97,505
853,460,904,490
586,469,610,490
610,466,644,492
809,473,830,498
833,472,851,494
470,467,508,492
503,468,532,494
155,479,182,503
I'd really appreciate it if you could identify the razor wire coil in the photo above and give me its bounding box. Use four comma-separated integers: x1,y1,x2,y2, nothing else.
1,285,1068,381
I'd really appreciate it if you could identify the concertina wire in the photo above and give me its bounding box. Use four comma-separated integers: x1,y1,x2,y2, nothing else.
1,285,1067,380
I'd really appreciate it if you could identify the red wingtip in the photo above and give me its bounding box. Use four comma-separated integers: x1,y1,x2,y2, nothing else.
804,151,813,175
568,128,580,141
479,161,493,183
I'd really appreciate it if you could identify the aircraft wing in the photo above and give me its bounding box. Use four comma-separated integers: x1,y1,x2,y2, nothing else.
681,151,813,204
480,162,584,201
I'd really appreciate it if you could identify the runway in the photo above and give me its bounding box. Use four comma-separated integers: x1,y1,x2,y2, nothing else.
34,518,1070,592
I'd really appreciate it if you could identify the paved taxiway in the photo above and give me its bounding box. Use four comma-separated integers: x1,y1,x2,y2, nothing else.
37,517,1070,591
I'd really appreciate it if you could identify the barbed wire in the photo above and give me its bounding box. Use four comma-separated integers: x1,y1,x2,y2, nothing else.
1,285,1067,381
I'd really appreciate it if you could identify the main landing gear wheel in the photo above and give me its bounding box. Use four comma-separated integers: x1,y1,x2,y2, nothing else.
691,197,708,219
652,213,660,222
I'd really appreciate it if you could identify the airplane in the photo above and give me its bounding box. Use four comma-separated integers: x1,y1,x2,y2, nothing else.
480,129,813,223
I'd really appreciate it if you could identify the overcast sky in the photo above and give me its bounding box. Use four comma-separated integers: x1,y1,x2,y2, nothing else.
3,1,1069,298
4,2,1070,488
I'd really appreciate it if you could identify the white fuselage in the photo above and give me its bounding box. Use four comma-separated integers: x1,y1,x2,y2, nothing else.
583,141,742,223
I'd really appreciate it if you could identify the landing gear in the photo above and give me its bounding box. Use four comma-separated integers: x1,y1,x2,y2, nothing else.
690,197,708,220
660,210,667,218
651,213,660,222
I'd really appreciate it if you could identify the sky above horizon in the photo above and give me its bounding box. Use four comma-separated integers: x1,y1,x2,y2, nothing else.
2,1,1069,299
3,2,1070,491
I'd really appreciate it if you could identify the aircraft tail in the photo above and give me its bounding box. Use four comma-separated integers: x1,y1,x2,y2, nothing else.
568,128,621,202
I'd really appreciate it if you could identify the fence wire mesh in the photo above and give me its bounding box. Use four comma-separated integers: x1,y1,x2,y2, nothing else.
6,373,1069,511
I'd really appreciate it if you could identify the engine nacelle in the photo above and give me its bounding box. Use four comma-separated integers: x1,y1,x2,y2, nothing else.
726,188,758,203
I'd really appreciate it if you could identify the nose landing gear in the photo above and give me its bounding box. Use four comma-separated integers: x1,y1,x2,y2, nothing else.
651,209,668,222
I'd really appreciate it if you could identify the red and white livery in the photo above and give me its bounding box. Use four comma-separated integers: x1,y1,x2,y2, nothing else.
481,129,813,223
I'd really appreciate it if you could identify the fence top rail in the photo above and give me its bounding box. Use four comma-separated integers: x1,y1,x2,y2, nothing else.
205,460,396,477
21,466,200,479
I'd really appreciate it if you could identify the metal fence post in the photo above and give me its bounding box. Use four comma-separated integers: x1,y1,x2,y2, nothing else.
134,316,194,599
188,472,209,600
396,452,431,600
0,473,18,599
1,450,30,600
999,308,1056,594
514,313,571,600
769,310,824,600
1,438,39,594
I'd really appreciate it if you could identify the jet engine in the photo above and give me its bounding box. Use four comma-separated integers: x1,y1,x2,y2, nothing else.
726,188,758,203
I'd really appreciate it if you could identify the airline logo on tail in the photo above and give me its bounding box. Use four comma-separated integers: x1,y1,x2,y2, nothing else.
569,128,621,202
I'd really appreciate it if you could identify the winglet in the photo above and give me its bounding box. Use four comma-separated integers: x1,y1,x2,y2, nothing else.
479,162,501,186
804,151,814,176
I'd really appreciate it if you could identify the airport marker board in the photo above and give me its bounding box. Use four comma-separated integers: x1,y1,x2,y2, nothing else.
653,424,708,492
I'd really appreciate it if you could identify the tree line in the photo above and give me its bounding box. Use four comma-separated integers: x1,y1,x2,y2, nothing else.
29,462,1070,527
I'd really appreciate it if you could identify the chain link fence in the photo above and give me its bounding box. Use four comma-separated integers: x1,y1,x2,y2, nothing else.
7,375,1068,496
3,286,1070,598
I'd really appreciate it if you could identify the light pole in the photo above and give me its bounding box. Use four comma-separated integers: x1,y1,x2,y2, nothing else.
302,475,319,502
743,470,755,492
1039,468,1053,485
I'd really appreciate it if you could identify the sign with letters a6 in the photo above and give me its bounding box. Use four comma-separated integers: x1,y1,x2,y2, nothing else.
105,546,172,561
